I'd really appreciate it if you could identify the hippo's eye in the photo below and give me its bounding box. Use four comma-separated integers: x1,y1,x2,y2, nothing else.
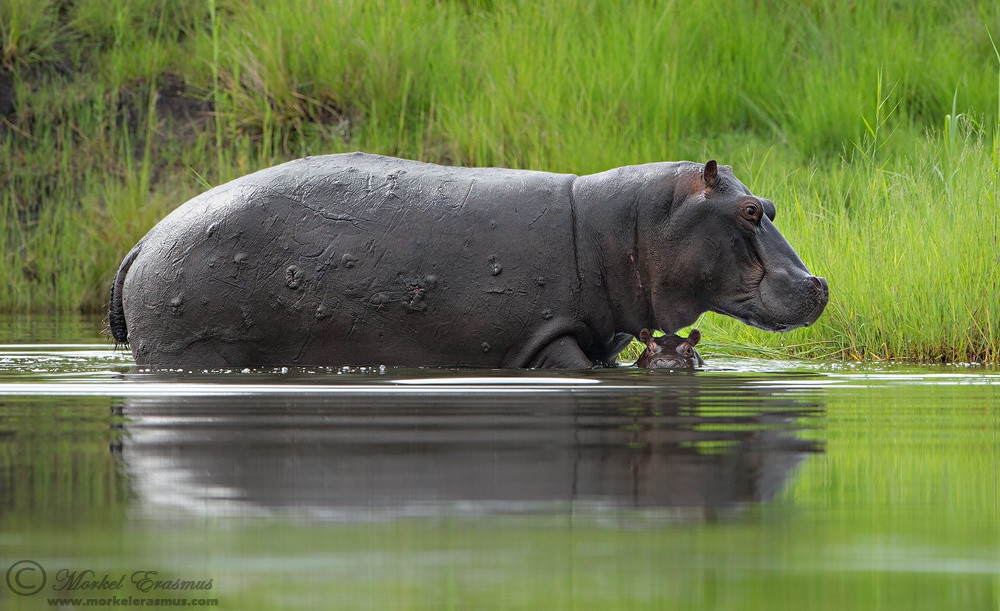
740,201,762,224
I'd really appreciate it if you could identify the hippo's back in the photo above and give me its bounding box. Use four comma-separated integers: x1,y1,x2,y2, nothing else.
120,153,583,368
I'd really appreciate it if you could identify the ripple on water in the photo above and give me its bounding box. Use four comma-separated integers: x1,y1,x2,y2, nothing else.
1,344,998,396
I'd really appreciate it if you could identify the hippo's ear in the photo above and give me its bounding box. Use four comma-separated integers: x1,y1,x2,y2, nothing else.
686,329,701,346
639,329,653,344
703,160,719,188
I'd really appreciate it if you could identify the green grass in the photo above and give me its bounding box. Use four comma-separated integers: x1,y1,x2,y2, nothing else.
2,0,999,361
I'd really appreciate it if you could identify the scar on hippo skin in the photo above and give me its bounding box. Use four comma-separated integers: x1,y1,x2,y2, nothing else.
168,295,184,317
284,265,302,289
635,328,704,369
405,283,428,311
402,274,437,312
355,275,439,312
488,255,502,276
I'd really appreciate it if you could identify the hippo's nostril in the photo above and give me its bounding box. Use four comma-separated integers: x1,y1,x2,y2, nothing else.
808,276,829,301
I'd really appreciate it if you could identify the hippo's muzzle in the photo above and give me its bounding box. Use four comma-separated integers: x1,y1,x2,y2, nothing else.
711,212,829,332
757,272,829,331
719,268,829,332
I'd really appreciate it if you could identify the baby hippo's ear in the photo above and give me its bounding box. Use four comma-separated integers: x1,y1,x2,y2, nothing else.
639,329,653,344
686,329,701,346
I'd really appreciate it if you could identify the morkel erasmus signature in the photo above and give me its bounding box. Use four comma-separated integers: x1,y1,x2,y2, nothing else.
52,569,213,593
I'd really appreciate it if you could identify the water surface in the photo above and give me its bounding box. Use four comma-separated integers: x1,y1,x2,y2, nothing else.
0,317,997,609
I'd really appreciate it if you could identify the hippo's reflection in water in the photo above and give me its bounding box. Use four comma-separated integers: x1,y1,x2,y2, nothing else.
113,371,823,521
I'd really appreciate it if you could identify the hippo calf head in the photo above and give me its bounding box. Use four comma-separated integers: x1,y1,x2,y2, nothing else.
635,328,703,369
638,160,828,334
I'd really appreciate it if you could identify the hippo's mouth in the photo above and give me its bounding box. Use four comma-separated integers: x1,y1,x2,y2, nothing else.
713,304,812,333
713,272,828,333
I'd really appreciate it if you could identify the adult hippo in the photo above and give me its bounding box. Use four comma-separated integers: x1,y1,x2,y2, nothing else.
109,153,827,369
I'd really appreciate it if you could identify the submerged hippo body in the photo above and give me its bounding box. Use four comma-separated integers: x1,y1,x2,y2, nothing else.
109,153,828,369
635,329,704,369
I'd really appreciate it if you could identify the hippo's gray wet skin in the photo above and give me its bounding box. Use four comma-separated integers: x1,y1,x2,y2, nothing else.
110,153,828,368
